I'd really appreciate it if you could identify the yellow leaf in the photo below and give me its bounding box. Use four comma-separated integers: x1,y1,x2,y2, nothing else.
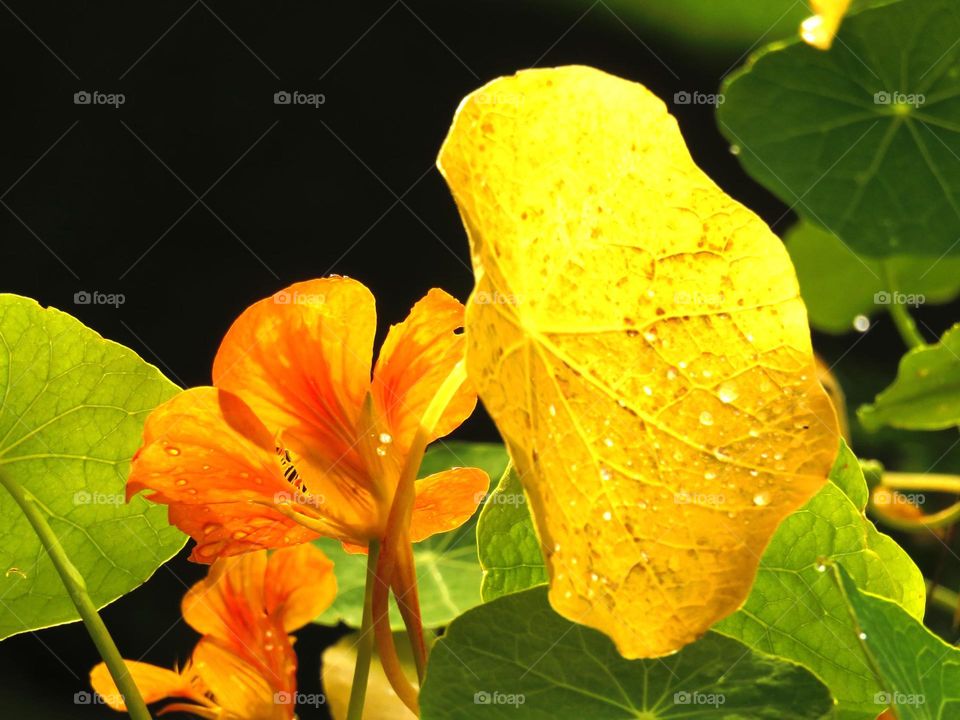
800,0,851,50
438,65,840,658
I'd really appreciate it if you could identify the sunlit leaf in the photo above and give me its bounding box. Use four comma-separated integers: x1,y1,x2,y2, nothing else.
720,0,960,257
786,222,960,334
0,295,185,639
439,64,840,658
420,586,834,720
831,564,960,720
859,324,960,431
716,441,926,719
476,465,547,601
314,442,508,629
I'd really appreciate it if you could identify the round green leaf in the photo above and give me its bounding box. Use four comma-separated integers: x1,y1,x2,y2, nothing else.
720,0,960,257
421,586,833,719
0,295,185,640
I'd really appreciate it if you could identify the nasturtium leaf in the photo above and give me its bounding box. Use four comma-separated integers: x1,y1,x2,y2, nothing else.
716,440,926,720
476,465,547,601
786,222,960,334
859,324,960,431
314,441,508,629
439,64,840,658
421,586,834,720
832,564,960,720
720,0,960,257
0,295,185,639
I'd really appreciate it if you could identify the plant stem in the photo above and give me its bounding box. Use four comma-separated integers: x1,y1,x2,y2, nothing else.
926,580,960,617
882,472,960,494
0,471,151,720
346,539,381,720
879,261,926,349
871,497,960,531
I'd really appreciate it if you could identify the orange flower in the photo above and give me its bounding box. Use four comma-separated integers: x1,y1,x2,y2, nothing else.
90,544,336,719
126,277,488,562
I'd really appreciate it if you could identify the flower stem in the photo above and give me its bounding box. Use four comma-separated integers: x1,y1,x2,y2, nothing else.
0,470,151,720
879,261,926,349
346,539,381,720
882,472,960,494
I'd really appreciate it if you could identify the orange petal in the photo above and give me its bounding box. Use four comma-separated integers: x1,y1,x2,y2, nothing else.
371,289,477,455
409,467,488,543
213,277,376,485
182,552,268,641
192,638,293,719
264,544,338,632
128,387,292,506
89,660,199,711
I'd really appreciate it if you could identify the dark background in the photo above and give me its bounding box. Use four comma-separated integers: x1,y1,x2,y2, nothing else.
0,1,957,718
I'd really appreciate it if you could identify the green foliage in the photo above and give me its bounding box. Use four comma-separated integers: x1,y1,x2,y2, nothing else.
720,0,960,257
786,222,960,333
833,564,960,719
0,295,185,640
421,586,833,720
859,323,960,430
314,442,508,629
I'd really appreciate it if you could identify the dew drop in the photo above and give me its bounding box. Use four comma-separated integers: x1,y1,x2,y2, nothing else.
602,510,612,521
749,469,759,478
603,437,614,448
378,432,393,444
201,464,211,471
717,383,738,404
599,467,612,482
753,493,769,506
233,531,248,540
704,471,716,480
853,314,870,332
729,144,741,156
638,500,648,510
858,632,867,640
175,479,188,487
166,447,181,456
375,446,387,457
548,404,557,417
816,563,826,572
699,411,714,426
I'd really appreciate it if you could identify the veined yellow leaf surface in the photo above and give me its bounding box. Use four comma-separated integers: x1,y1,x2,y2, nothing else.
438,65,840,658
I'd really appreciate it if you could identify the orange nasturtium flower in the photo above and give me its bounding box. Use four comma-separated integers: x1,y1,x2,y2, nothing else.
90,544,336,718
126,277,488,710
800,0,851,50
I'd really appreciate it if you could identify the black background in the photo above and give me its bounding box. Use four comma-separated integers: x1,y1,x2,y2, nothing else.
0,2,957,718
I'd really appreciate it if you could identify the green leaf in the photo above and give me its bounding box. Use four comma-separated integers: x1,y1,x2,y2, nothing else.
719,0,960,257
716,440,926,719
421,586,833,720
786,222,960,333
0,295,185,640
476,465,547,601
859,323,960,430
314,441,509,629
832,564,959,719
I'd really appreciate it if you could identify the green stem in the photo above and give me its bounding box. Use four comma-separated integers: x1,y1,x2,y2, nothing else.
0,471,151,720
347,539,381,720
879,261,926,349
882,472,960,494
926,580,960,617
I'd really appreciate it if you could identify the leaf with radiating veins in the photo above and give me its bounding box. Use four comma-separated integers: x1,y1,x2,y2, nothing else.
439,65,841,658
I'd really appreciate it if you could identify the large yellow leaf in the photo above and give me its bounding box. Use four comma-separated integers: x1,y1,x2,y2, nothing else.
438,65,840,658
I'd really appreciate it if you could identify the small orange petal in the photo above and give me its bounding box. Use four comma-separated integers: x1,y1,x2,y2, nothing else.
192,638,292,719
264,544,338,632
372,289,477,456
182,552,268,641
409,467,488,543
213,277,376,485
89,660,199,711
